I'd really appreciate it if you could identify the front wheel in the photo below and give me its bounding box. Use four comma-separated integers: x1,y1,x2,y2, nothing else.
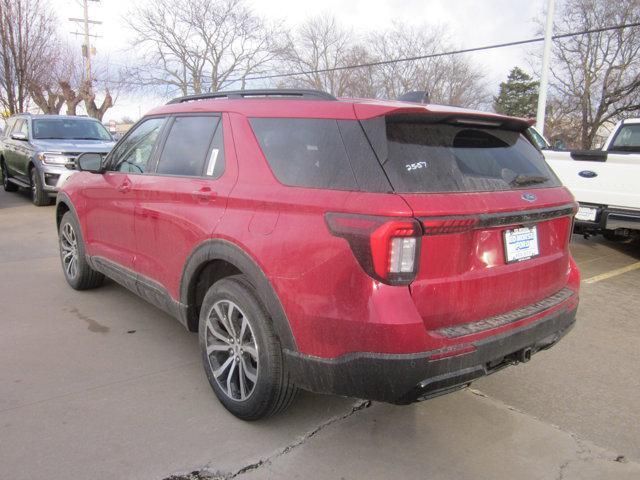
30,168,52,206
58,211,105,290
199,275,298,420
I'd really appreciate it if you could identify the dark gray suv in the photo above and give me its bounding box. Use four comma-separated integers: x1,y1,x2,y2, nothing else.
1,114,115,205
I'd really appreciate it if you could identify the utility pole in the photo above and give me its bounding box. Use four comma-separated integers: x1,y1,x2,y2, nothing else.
69,0,102,84
536,0,555,135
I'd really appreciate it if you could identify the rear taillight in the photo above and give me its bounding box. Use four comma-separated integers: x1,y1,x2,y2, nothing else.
325,213,422,285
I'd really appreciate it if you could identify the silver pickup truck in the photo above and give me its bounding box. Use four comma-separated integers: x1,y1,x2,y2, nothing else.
535,119,640,240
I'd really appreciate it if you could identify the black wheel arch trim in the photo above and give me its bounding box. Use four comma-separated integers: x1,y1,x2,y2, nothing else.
180,238,298,351
55,192,79,230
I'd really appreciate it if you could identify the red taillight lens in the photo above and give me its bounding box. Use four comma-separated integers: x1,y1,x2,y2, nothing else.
325,213,422,285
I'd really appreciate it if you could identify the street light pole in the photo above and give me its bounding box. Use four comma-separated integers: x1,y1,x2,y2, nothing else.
536,0,556,135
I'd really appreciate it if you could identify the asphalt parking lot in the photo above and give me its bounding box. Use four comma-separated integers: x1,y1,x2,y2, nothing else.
1,187,639,480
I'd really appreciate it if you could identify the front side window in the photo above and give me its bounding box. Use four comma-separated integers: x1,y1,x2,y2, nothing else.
610,124,640,153
3,118,16,137
250,118,357,190
110,117,165,173
32,118,111,141
12,119,28,137
156,116,220,177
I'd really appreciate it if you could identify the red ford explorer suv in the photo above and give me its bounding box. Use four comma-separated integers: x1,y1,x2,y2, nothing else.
56,89,580,420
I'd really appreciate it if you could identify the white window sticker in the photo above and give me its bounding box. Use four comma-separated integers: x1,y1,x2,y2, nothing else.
405,161,428,172
206,149,219,176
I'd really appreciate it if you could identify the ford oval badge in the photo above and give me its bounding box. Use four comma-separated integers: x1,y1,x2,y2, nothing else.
522,193,537,202
579,170,597,178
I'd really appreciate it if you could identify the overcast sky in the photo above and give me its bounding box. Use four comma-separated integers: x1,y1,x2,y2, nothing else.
50,0,547,122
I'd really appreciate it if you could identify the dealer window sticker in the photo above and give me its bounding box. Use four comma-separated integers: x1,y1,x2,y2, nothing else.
405,161,428,172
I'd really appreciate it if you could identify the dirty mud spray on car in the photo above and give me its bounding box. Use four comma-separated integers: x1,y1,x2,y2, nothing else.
56,89,579,420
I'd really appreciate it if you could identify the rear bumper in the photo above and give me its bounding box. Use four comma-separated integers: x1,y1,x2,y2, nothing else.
285,305,577,404
574,202,640,233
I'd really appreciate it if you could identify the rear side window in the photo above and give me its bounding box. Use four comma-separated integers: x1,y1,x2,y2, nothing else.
156,116,219,176
250,118,357,190
370,119,560,193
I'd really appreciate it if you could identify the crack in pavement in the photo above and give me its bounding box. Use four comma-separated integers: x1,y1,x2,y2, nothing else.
167,388,640,480
469,388,640,479
166,399,372,480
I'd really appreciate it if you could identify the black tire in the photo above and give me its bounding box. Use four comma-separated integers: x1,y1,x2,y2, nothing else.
30,167,53,206
1,159,18,192
58,211,105,290
199,275,299,421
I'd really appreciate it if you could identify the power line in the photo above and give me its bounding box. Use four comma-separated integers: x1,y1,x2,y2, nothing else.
111,21,640,89
232,21,640,84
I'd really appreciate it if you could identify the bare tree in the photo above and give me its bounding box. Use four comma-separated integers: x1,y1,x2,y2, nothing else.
126,0,282,95
368,24,489,108
0,0,58,115
277,15,373,97
278,17,489,106
549,0,640,148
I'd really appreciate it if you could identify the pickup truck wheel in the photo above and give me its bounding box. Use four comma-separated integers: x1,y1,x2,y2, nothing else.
1,160,18,192
30,168,52,206
58,211,105,290
199,275,299,420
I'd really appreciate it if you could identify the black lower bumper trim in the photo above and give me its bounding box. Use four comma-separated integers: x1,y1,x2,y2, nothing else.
284,306,577,404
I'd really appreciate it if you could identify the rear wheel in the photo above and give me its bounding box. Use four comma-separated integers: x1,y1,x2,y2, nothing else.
58,211,104,290
30,168,52,206
1,160,18,192
199,275,298,420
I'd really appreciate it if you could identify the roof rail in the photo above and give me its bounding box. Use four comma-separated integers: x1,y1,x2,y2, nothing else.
166,89,337,105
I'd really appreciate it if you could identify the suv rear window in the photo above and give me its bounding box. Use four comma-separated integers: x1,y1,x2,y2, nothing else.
249,118,358,190
367,118,560,193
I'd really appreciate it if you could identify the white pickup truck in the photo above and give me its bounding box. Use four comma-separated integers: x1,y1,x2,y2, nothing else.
536,119,640,240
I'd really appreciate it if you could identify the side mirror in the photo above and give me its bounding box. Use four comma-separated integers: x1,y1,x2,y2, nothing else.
11,132,28,141
76,152,105,173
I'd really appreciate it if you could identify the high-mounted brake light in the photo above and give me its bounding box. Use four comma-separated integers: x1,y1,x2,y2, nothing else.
325,213,422,285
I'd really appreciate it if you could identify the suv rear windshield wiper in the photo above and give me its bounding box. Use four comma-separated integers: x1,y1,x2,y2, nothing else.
509,174,550,186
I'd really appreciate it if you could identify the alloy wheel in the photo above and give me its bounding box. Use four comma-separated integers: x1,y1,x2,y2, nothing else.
60,223,79,280
205,300,259,401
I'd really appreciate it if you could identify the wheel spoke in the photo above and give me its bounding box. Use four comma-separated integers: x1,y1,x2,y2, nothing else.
226,360,237,398
239,316,248,343
226,303,238,338
241,356,257,383
238,358,247,399
242,345,258,361
213,303,234,338
206,342,230,355
65,256,74,277
212,355,233,379
206,319,232,345
62,228,73,245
